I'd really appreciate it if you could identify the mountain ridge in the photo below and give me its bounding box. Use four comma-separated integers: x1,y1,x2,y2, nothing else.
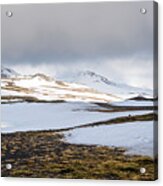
66,70,153,99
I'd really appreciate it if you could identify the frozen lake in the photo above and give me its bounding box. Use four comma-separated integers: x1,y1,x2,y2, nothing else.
65,121,154,157
1,102,150,133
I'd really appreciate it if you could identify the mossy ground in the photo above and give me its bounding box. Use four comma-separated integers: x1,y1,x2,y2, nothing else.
1,130,157,180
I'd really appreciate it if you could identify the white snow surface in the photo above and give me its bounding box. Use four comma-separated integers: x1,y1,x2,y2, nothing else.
1,102,150,133
112,100,154,107
65,121,154,157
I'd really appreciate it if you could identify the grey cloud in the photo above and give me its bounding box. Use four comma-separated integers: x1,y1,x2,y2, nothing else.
1,2,154,65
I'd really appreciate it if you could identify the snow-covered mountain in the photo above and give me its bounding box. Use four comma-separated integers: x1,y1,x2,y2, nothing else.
1,67,154,103
1,67,122,103
66,70,153,99
1,66,19,78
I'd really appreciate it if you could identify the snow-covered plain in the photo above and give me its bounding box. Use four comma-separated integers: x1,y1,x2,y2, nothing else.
65,121,154,157
1,102,151,133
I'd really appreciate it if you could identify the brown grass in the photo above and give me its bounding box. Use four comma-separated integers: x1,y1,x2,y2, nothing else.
1,130,158,180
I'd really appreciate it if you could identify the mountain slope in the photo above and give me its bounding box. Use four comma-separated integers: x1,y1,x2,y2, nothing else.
1,68,122,103
1,66,19,78
66,70,153,99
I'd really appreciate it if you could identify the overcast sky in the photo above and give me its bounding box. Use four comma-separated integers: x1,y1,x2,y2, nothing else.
1,2,154,89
